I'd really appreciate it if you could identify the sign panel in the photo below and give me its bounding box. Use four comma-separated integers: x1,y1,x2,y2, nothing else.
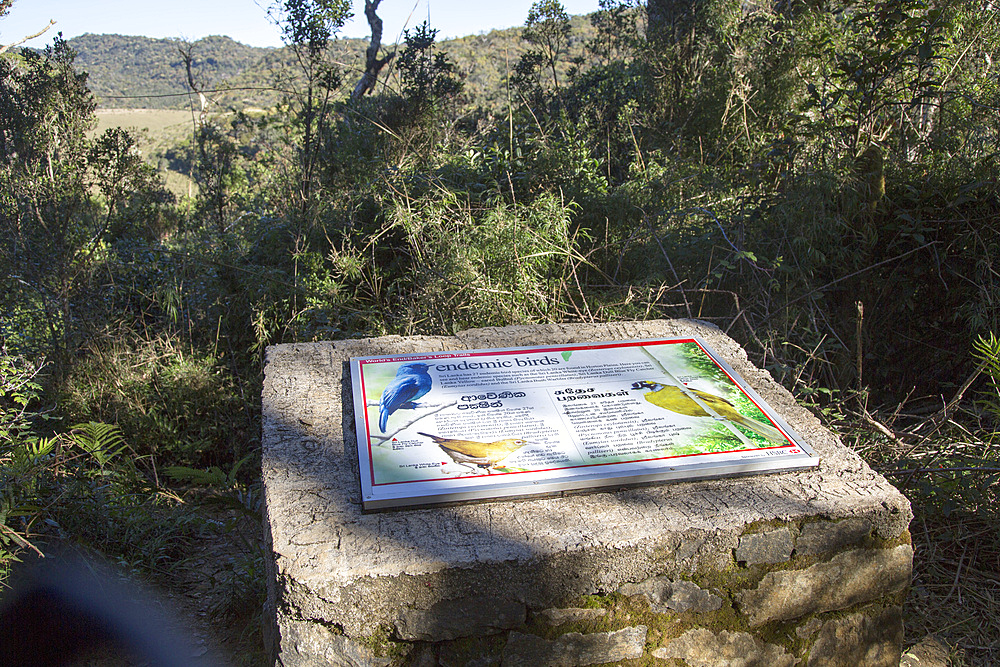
351,337,817,510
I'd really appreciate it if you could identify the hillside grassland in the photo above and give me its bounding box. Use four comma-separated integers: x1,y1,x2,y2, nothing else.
96,108,199,197
95,108,193,138
67,17,596,111
4,1,1000,665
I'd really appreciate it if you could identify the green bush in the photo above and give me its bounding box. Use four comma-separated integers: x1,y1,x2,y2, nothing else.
1,351,201,583
57,334,252,469
388,191,584,332
0,353,49,578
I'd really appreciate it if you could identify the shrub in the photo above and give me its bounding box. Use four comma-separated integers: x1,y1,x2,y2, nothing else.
383,191,585,333
57,334,253,470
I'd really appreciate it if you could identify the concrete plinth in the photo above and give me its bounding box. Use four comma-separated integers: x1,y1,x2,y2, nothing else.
262,320,912,666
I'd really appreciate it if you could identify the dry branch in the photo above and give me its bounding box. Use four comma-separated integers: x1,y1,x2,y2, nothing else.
0,19,55,55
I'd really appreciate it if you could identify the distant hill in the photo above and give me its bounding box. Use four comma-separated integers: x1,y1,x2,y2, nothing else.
436,16,594,109
67,14,597,111
67,33,354,110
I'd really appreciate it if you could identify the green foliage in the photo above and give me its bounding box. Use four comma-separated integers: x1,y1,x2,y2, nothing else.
70,421,129,470
389,192,583,331
588,0,642,65
0,38,171,363
164,453,259,517
797,0,952,157
67,34,270,109
192,116,262,233
0,353,47,576
0,350,195,580
58,334,253,469
973,333,1000,419
0,352,43,445
59,18,599,114
395,22,463,110
274,0,351,55
523,0,572,92
268,0,353,234
619,0,1000,398
1,39,99,358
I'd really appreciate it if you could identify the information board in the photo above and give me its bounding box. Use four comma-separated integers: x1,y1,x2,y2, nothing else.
351,337,817,510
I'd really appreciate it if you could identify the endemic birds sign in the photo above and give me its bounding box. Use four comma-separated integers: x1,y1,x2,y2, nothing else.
351,337,817,510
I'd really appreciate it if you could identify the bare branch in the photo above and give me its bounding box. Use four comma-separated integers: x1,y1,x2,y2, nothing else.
0,18,55,55
366,399,458,444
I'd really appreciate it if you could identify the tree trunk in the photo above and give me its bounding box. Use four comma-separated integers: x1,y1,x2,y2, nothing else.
351,0,394,100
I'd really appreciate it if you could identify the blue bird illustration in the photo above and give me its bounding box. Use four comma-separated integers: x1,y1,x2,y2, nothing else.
378,362,433,432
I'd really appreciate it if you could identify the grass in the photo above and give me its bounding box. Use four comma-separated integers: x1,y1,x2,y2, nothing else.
95,108,197,198
823,389,1000,666
95,108,194,137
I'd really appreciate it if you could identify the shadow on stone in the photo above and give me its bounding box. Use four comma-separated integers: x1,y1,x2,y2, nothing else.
260,320,914,666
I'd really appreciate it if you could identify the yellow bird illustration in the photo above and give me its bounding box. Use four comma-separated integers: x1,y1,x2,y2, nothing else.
417,432,530,473
630,381,786,444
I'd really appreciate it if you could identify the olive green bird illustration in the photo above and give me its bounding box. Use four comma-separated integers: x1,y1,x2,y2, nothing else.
417,432,530,473
630,381,786,444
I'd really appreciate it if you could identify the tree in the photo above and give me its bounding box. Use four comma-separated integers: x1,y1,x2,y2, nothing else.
588,0,642,66
351,0,394,100
271,0,351,222
395,22,463,110
523,0,572,92
0,38,100,359
0,37,165,363
0,0,56,55
176,40,249,233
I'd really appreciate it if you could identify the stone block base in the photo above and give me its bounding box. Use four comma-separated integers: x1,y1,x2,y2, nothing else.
261,320,912,666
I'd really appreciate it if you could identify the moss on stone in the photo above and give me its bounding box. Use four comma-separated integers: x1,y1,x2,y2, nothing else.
739,518,797,536
355,623,409,660
523,594,639,640
689,564,751,596
750,617,802,653
577,593,613,609
875,528,912,550
346,532,914,666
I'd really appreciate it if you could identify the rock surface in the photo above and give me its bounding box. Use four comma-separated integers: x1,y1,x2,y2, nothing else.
900,635,951,667
735,527,796,565
617,576,723,613
738,545,912,626
278,619,390,667
501,627,647,666
653,628,797,667
394,598,525,641
536,607,608,626
807,605,904,667
795,518,870,556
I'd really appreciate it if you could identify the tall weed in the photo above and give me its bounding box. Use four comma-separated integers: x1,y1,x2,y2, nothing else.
389,192,585,332
57,334,252,469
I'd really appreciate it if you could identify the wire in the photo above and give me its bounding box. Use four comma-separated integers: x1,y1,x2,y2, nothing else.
101,86,294,100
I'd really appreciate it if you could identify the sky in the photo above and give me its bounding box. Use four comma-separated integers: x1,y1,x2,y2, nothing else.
1,0,602,49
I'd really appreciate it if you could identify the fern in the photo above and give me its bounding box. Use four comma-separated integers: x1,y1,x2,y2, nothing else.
972,332,1000,420
68,422,128,468
164,453,259,518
